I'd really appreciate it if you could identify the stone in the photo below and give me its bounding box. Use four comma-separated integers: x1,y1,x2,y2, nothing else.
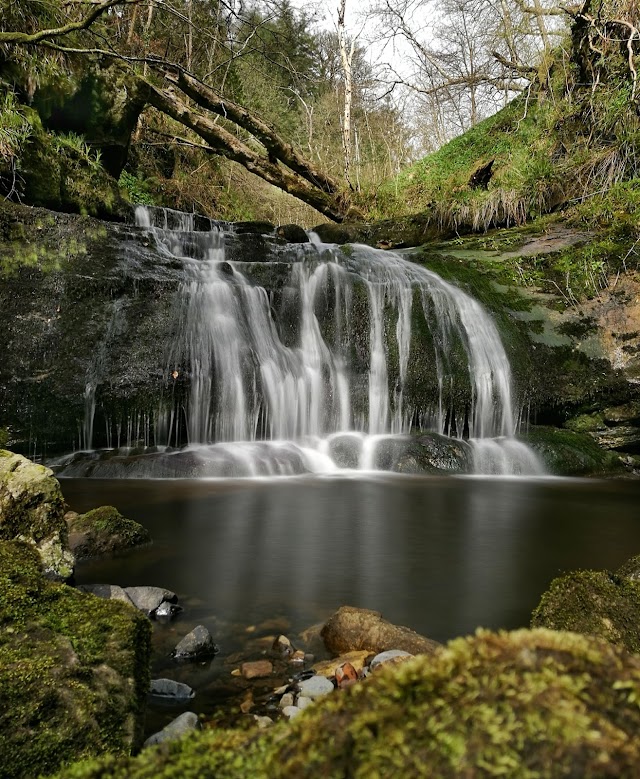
276,224,309,244
313,650,372,678
296,695,313,710
272,634,294,657
617,554,640,581
531,570,640,653
173,625,218,661
335,662,358,687
282,706,302,719
149,678,195,701
155,600,183,619
77,583,135,606
143,712,199,748
321,606,441,656
279,693,295,709
370,649,413,670
0,450,74,580
290,650,305,664
125,586,178,616
241,660,273,680
66,505,150,560
253,715,273,729
297,675,335,699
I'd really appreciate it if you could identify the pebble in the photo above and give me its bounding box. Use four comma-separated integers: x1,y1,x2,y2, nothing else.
241,660,274,679
282,705,302,719
279,692,295,709
297,675,335,699
254,715,273,729
370,649,413,670
272,634,294,657
149,678,195,701
296,695,313,710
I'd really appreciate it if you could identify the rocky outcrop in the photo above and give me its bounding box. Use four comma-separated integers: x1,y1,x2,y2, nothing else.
50,628,640,778
321,605,441,656
0,540,151,779
0,449,73,580
531,569,640,652
66,505,150,560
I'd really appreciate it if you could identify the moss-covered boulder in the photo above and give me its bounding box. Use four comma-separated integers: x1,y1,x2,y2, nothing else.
0,449,74,579
0,540,151,779
523,426,622,475
66,505,151,560
531,569,640,652
57,628,640,778
616,554,640,581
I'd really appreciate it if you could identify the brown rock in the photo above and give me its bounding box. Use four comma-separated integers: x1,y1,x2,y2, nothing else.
335,662,358,688
321,606,441,656
313,650,372,678
241,660,274,680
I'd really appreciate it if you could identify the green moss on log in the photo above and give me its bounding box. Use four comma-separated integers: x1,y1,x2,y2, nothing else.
0,540,151,779
531,569,640,652
55,628,640,778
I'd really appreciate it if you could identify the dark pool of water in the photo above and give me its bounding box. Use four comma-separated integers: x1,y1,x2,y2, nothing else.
60,474,640,727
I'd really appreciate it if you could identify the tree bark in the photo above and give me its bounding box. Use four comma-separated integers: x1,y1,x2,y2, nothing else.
140,76,353,221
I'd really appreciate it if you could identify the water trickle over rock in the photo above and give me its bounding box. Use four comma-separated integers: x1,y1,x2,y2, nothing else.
53,205,542,477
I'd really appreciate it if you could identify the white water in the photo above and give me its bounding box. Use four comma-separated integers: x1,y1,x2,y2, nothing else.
75,206,543,476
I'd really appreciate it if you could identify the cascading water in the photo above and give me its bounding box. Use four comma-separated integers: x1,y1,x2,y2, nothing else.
54,206,543,477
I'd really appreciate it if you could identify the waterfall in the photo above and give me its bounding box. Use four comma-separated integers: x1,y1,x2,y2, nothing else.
54,206,543,477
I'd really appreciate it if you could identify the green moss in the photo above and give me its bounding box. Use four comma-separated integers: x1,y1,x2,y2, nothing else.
54,628,640,779
531,570,640,652
68,506,151,559
523,426,621,475
0,540,151,779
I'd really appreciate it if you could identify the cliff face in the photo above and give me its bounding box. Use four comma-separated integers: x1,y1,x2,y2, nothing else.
0,200,638,464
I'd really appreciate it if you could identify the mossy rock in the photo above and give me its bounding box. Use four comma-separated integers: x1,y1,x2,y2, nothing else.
522,425,621,475
0,540,151,779
616,554,640,581
67,505,151,560
0,449,73,579
57,628,640,778
531,569,640,652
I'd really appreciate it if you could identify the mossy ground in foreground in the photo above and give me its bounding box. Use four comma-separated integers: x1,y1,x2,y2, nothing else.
59,628,640,779
0,540,151,779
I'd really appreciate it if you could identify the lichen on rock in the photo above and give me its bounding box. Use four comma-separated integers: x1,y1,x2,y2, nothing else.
0,449,74,579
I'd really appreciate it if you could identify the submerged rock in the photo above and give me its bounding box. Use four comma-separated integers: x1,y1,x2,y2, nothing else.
0,540,151,779
66,505,150,560
53,628,640,778
531,569,640,652
149,678,195,701
77,583,135,606
321,605,441,656
143,712,200,748
173,625,218,661
0,450,74,580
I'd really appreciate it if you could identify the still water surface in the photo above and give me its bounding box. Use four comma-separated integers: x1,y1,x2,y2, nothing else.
62,474,640,644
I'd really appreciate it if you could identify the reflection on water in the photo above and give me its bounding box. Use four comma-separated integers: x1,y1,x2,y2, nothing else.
62,475,640,643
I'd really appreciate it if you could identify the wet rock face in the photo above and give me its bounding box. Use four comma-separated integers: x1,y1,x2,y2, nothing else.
0,449,73,580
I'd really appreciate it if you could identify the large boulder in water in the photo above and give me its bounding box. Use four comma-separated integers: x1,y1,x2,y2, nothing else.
0,540,151,779
52,629,640,778
530,569,640,652
321,605,441,656
0,449,74,580
66,505,150,560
